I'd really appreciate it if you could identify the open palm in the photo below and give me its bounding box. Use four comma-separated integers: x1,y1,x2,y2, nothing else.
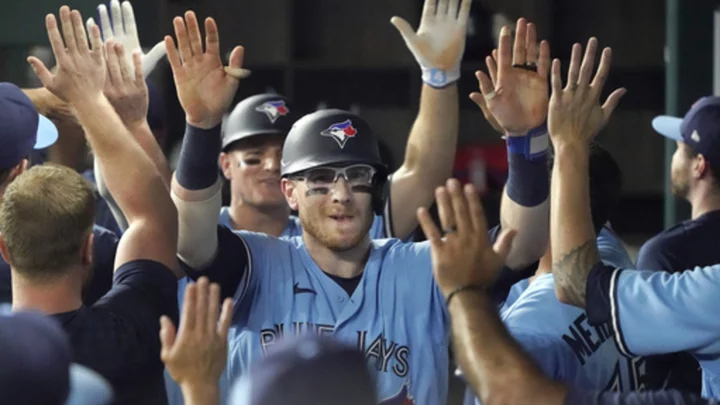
472,19,551,135
165,11,247,129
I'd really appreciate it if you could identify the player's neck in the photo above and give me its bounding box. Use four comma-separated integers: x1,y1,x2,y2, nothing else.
11,268,83,314
229,199,290,237
303,234,371,279
688,184,720,220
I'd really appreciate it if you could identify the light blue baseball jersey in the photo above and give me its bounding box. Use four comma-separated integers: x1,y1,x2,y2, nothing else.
465,228,643,405
180,227,448,405
166,212,392,405
586,262,720,399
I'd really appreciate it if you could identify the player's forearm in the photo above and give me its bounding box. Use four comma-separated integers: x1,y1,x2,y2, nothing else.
499,127,551,268
73,94,175,228
500,194,549,269
94,159,130,231
450,291,567,405
391,84,459,237
129,120,172,188
171,123,223,269
550,143,600,308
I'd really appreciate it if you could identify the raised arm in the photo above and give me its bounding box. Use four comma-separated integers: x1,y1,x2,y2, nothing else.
88,0,170,233
28,6,180,275
387,0,470,239
471,18,552,269
165,11,249,268
546,38,625,307
415,180,566,405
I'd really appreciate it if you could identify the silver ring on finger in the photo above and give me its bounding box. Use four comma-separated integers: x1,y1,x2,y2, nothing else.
443,225,458,235
483,90,497,101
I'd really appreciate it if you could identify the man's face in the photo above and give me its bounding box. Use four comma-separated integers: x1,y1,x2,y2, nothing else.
220,136,287,210
282,164,376,251
670,141,694,198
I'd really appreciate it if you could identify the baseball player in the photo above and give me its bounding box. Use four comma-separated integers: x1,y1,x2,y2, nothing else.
627,97,720,393
0,83,121,306
162,0,497,402
417,179,717,405
9,7,181,403
458,19,643,403
547,34,720,401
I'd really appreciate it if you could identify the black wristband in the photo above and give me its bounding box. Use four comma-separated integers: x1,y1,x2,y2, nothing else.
175,123,222,190
505,153,550,207
445,284,487,307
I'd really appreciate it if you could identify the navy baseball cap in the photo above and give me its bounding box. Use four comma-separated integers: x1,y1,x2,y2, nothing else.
229,335,377,405
0,82,58,170
0,306,113,405
652,96,720,168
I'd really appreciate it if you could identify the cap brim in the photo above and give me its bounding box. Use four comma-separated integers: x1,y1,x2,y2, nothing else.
35,114,58,150
651,116,684,141
65,364,113,405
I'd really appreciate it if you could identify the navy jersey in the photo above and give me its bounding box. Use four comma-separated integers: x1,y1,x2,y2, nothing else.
635,211,720,393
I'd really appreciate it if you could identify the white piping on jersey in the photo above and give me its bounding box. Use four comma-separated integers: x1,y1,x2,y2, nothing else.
610,267,634,358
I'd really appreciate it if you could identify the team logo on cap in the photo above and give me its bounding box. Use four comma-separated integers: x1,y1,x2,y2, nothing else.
379,382,414,405
255,100,289,124
320,120,357,149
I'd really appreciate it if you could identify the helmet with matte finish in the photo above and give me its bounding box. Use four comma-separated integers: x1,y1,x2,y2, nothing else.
280,109,386,177
222,94,299,150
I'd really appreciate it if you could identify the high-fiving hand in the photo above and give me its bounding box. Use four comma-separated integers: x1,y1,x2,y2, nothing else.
87,0,166,78
161,277,233,391
391,0,471,88
417,179,516,296
547,38,626,146
471,19,551,135
165,11,250,129
28,7,106,105
103,39,148,129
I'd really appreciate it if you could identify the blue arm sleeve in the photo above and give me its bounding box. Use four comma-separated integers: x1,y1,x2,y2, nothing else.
586,264,720,358
565,388,718,405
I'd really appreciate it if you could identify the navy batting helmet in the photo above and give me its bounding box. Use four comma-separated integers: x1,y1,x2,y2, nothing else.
280,109,387,177
222,94,299,150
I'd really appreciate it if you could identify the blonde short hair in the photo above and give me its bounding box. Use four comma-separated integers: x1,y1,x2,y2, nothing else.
0,164,95,280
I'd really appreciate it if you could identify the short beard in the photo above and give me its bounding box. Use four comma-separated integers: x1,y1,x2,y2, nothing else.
299,211,372,252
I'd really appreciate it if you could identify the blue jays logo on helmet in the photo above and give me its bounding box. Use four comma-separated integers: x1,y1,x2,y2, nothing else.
320,119,358,149
255,100,290,124
378,383,414,405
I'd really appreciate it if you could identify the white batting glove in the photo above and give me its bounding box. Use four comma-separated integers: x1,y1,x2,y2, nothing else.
391,0,472,88
86,0,166,78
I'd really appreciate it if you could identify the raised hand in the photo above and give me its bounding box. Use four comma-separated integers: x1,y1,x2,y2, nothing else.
417,179,516,296
161,277,233,390
471,19,551,135
87,0,166,78
103,40,148,129
391,0,472,88
548,38,626,146
165,11,249,129
28,7,106,105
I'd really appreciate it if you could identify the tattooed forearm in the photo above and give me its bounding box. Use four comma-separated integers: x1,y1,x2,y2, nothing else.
552,239,600,308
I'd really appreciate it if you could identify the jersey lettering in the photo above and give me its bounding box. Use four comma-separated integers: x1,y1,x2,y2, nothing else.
604,357,647,392
562,314,612,365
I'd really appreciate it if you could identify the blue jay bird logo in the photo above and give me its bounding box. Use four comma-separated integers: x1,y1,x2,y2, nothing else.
320,120,358,149
255,100,289,124
379,382,414,405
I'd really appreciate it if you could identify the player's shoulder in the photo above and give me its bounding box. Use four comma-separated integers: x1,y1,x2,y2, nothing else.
502,274,560,326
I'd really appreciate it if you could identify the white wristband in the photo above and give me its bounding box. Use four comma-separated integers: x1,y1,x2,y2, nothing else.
421,66,461,88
